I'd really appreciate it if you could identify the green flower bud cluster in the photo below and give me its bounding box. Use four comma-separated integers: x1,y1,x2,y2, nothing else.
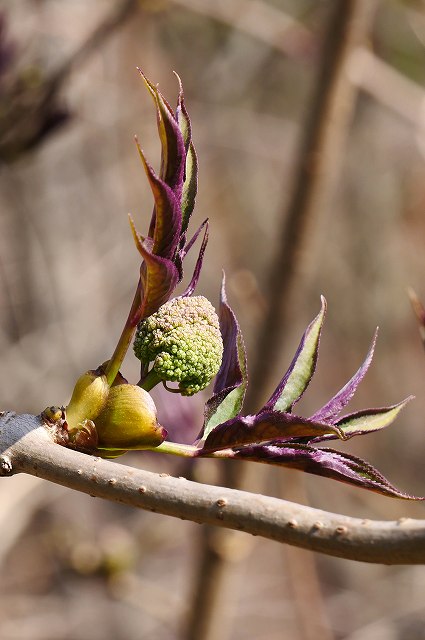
134,296,223,396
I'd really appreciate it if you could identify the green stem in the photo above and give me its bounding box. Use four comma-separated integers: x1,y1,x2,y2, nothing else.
139,368,163,392
149,441,234,459
105,279,143,386
153,441,199,457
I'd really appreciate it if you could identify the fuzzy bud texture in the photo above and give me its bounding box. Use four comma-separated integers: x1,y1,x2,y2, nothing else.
134,296,223,395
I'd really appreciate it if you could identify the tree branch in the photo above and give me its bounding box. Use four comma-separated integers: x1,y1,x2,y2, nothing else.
1,411,424,565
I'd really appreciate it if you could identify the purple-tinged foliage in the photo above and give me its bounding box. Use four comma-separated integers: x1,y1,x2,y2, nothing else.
139,70,186,204
202,410,344,452
130,72,204,324
98,71,420,499
311,330,377,423
175,74,198,235
309,400,411,444
199,275,248,440
197,297,421,499
264,297,326,413
230,443,420,500
181,220,209,298
104,73,205,388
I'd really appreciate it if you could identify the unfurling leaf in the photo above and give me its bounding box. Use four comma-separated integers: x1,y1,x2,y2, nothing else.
202,411,344,453
181,220,209,297
311,329,377,423
200,275,248,440
265,297,326,413
138,68,185,202
231,443,423,500
135,140,181,260
138,240,179,319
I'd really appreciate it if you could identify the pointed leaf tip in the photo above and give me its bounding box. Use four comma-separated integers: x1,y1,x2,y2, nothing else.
138,70,186,200
311,328,378,423
265,297,327,413
201,410,345,454
181,220,209,297
199,275,248,440
308,396,414,445
230,443,424,499
336,396,414,438
128,214,145,257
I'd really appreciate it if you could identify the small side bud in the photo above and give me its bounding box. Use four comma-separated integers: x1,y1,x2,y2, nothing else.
95,384,167,450
66,371,110,434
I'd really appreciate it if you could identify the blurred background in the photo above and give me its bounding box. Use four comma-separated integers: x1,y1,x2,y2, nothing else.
0,0,425,638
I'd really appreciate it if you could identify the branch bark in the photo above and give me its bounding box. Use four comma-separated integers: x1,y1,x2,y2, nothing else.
1,411,424,565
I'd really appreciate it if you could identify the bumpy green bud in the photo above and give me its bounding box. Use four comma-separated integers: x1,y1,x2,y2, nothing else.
66,370,110,434
133,296,223,396
95,384,167,450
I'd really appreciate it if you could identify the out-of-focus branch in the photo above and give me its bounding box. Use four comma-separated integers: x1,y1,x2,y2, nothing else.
0,0,137,161
170,0,315,60
347,46,425,126
49,0,138,82
0,411,425,565
171,0,425,131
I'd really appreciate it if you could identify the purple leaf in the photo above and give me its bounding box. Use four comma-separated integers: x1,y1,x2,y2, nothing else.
135,140,182,261
137,237,179,319
175,72,191,152
213,275,247,396
175,73,198,233
181,142,198,235
181,221,209,297
199,276,248,440
201,410,344,453
179,218,208,261
264,297,326,413
176,218,208,283
311,330,377,423
231,443,423,500
138,69,186,203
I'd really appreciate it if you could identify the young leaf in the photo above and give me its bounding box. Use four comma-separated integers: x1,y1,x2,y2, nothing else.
201,410,344,453
138,68,185,202
175,73,198,233
311,330,377,423
181,221,209,297
307,397,413,444
181,142,198,235
199,276,248,440
175,71,191,152
265,297,326,413
135,140,181,260
336,398,413,437
138,241,179,319
231,443,423,499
